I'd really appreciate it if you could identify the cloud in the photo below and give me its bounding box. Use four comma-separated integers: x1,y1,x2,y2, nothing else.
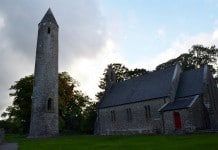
66,37,126,99
132,29,218,70
0,0,109,115
0,15,5,30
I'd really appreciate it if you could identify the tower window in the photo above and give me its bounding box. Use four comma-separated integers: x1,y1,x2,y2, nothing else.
47,27,50,34
47,98,53,111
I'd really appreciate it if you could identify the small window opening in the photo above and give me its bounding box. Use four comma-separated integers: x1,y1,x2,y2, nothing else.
148,105,151,118
47,27,50,34
126,108,132,122
145,105,151,120
111,110,116,122
47,98,52,111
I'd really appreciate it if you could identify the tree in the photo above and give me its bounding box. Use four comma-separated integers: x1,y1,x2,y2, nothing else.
156,45,218,74
81,102,97,134
58,72,90,133
126,68,149,79
96,63,129,101
1,72,96,134
96,63,148,101
1,75,33,133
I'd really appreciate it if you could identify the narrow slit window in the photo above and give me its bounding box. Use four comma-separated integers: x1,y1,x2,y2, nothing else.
111,110,116,122
111,111,113,122
47,98,52,111
148,105,151,118
126,108,132,122
145,105,151,120
47,27,51,34
145,106,148,119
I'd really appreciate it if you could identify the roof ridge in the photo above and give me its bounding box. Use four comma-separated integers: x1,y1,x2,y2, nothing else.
114,65,176,85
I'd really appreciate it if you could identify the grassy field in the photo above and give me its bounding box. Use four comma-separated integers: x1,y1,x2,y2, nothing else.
5,133,218,150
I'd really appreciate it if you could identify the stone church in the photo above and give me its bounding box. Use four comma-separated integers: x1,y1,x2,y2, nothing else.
95,64,218,135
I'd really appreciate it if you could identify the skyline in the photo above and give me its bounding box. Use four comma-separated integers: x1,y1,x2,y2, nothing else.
1,0,218,115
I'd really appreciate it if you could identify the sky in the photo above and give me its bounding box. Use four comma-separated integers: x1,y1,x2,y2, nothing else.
1,0,218,116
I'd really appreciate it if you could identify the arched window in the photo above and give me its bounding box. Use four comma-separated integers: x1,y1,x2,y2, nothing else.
47,98,53,111
47,27,50,34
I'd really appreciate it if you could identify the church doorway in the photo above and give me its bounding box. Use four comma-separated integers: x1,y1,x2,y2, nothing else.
174,112,182,130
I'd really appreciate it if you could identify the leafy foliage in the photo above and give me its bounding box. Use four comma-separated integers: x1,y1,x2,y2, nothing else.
1,75,33,133
1,72,96,134
156,45,218,74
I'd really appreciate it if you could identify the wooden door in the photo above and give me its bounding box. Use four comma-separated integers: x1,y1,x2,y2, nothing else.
174,112,182,130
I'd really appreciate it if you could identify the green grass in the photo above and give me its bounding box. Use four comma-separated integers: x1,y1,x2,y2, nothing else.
5,133,218,150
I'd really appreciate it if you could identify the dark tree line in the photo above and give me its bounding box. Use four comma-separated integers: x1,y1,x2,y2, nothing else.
1,72,96,134
156,45,218,74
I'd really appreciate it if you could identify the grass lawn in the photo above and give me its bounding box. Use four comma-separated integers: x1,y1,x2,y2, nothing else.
5,133,218,150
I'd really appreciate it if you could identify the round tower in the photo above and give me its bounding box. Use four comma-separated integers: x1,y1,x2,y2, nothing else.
29,8,59,138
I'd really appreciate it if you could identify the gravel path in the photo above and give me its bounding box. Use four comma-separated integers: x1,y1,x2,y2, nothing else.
0,143,18,150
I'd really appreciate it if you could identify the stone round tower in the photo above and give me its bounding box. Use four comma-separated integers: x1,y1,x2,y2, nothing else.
29,8,59,138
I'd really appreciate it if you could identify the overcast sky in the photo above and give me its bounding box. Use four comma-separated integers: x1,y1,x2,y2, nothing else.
1,0,218,115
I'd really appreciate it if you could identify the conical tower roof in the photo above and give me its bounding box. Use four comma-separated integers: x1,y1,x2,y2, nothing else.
40,8,58,26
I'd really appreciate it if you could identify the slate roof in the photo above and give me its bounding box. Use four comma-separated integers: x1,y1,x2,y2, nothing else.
176,67,204,98
160,95,199,112
40,8,58,26
99,65,206,109
99,67,175,108
159,67,205,112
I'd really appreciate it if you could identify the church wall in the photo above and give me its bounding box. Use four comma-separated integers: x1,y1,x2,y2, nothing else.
163,109,195,134
202,67,218,129
163,97,208,134
207,75,218,128
98,97,170,135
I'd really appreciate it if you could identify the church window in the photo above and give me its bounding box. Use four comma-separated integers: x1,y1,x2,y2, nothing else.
47,98,53,111
126,108,132,122
148,105,151,118
47,27,51,34
145,106,148,118
145,105,151,120
111,110,116,122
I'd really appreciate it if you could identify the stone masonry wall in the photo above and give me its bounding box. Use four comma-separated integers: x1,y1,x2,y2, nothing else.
29,11,59,138
163,97,208,134
207,74,218,128
98,97,170,135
